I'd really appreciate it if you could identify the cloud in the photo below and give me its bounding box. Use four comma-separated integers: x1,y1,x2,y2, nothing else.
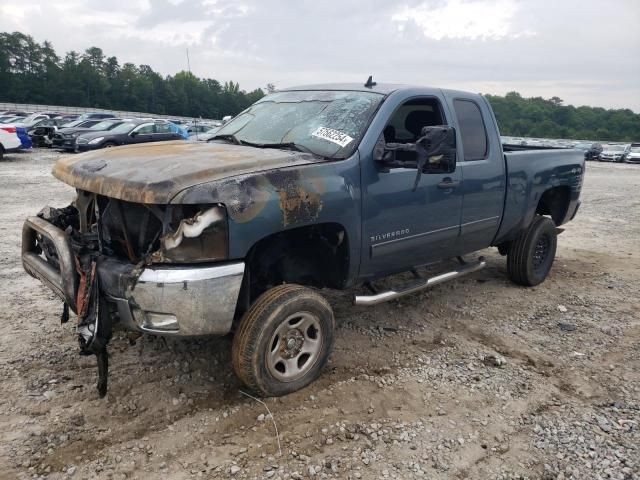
392,0,535,41
0,0,638,111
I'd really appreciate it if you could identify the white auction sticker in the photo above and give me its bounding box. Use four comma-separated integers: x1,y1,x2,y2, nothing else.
311,127,354,148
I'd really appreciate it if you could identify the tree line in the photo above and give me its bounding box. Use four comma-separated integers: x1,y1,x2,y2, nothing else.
486,92,639,142
0,32,268,119
1,31,638,140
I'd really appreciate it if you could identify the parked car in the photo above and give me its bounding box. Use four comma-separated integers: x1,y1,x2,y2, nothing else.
187,124,216,136
0,110,29,117
572,142,591,151
27,119,69,147
599,144,629,162
74,119,185,151
56,118,106,129
584,143,603,161
75,112,116,121
16,126,32,149
19,113,51,126
196,126,222,141
624,144,640,164
0,116,26,124
39,111,65,119
0,125,22,160
53,118,124,150
22,83,585,398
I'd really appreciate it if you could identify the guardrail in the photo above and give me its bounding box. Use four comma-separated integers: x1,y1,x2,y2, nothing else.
0,102,221,124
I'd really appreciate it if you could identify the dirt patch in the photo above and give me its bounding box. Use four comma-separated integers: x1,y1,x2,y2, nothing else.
0,152,638,479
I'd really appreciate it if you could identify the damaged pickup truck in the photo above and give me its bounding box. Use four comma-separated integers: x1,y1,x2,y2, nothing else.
22,82,584,398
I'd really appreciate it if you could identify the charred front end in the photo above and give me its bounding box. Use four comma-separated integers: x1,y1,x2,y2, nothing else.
22,190,245,396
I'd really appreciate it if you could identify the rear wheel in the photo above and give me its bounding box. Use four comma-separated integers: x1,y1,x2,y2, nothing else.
232,284,335,397
0,145,4,161
507,216,557,286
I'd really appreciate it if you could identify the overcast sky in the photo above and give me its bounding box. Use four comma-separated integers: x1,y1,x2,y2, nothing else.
1,0,639,111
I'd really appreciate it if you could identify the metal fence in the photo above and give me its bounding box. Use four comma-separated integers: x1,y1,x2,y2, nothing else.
0,102,220,124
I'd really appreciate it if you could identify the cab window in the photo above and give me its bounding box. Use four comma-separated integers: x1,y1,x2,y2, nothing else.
453,99,488,161
384,98,445,144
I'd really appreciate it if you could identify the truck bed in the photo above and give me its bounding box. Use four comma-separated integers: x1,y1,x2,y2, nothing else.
501,144,573,152
494,148,584,244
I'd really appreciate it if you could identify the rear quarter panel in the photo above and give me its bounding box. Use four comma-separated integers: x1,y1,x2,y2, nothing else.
0,129,22,151
494,149,585,244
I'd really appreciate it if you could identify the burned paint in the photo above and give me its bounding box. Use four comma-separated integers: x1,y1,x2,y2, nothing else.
173,165,328,229
52,142,322,204
212,176,272,224
271,173,324,227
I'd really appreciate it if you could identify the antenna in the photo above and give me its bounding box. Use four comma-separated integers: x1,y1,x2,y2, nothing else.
364,75,376,88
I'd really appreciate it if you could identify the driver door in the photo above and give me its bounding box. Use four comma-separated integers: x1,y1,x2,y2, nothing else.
360,94,463,278
130,123,155,144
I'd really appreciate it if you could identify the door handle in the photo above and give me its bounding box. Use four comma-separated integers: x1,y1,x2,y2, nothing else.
437,179,460,189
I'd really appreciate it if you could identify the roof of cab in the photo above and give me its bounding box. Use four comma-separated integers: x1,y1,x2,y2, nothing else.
280,83,481,100
281,83,413,95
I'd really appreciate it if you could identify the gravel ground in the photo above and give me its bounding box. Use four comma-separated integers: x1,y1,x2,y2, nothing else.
0,150,638,480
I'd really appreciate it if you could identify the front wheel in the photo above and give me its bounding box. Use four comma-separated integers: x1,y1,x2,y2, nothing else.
507,216,557,286
232,284,335,397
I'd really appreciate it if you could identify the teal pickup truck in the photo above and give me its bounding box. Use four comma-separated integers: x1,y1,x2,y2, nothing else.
22,81,584,397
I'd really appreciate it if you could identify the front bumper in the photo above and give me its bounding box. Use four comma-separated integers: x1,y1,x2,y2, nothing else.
105,262,244,336
22,216,244,337
54,137,76,149
75,143,100,152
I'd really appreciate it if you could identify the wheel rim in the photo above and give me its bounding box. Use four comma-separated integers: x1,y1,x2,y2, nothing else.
532,233,550,273
266,311,322,382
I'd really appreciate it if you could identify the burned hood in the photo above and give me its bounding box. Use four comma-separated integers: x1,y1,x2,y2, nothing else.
52,141,320,203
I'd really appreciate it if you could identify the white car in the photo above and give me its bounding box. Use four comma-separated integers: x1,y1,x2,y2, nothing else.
0,125,21,160
625,145,640,164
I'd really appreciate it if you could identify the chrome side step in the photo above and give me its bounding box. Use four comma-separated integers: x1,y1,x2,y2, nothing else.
354,257,486,306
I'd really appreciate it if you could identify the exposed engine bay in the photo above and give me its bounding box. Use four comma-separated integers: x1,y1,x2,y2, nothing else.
30,190,229,397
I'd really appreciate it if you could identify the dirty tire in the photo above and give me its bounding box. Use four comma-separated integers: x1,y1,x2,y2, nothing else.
232,284,335,397
507,215,557,286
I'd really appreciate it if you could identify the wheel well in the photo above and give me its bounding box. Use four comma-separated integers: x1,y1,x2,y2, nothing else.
236,223,349,316
536,186,570,225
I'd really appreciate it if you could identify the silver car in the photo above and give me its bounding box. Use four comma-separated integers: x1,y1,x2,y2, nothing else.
625,145,640,164
599,144,629,163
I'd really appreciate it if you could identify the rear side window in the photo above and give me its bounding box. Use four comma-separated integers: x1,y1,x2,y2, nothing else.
453,99,488,161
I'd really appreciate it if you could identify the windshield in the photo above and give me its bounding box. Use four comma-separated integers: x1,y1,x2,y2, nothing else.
63,119,85,128
630,147,640,153
605,145,625,151
21,113,44,124
91,120,120,130
213,90,385,158
109,122,138,134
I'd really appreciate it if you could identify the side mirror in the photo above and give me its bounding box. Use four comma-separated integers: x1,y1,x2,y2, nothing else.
130,131,138,137
374,125,457,175
415,125,457,174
